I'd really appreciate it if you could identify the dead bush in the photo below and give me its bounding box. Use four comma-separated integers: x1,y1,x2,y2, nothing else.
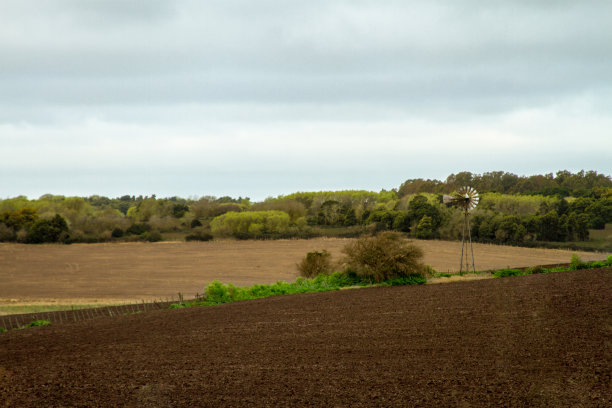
342,231,425,282
297,250,332,278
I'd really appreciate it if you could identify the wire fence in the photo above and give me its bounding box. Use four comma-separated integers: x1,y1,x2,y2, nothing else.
0,296,190,331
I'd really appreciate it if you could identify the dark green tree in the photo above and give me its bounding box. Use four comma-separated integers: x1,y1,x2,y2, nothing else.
26,214,69,243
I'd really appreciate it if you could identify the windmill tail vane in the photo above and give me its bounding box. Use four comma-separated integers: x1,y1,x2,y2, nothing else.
445,186,479,273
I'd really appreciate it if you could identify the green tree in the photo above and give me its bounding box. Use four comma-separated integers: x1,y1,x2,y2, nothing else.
407,195,443,231
537,211,567,242
415,215,434,239
26,214,69,243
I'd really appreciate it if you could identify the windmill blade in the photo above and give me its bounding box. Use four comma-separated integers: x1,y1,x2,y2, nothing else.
442,195,455,204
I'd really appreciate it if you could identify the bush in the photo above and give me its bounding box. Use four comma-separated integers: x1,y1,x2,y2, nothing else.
111,227,124,238
492,268,523,278
26,214,69,243
0,224,15,242
341,231,425,282
126,222,151,235
185,229,213,241
297,250,332,278
526,265,545,274
570,254,586,270
141,230,163,242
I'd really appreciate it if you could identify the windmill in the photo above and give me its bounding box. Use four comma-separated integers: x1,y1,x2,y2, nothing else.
443,186,480,273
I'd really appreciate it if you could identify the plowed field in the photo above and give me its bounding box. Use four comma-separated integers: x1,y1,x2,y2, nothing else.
0,239,604,305
1,269,610,407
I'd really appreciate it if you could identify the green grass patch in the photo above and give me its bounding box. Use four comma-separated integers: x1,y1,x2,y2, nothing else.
492,268,524,278
15,319,52,330
171,271,426,309
490,254,612,279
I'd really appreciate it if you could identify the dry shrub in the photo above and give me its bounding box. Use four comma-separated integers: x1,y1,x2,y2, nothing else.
297,250,332,278
342,231,425,282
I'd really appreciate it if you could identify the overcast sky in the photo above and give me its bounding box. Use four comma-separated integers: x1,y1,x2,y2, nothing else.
1,0,611,201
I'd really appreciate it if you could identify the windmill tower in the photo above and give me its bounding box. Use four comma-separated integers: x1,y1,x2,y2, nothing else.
443,186,480,273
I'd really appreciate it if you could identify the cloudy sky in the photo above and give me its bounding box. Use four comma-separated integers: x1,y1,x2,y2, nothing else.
1,0,611,200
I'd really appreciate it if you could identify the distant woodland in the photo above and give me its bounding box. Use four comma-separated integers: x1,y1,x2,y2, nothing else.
1,170,611,251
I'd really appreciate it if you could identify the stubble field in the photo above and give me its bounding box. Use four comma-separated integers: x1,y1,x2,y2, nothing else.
0,238,604,307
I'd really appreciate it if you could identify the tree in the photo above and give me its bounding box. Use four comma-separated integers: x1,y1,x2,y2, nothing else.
26,214,69,243
407,195,442,232
537,211,566,242
415,215,434,239
172,203,190,218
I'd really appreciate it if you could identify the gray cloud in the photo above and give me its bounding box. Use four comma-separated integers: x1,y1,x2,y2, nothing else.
1,1,611,198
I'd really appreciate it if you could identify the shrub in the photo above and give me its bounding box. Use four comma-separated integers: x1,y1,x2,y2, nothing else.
111,227,124,238
383,274,427,286
172,203,190,218
297,250,332,278
26,214,69,243
126,222,151,235
570,254,585,270
185,229,213,241
190,218,203,228
0,224,15,242
341,231,425,282
526,265,545,274
492,268,523,278
141,230,163,242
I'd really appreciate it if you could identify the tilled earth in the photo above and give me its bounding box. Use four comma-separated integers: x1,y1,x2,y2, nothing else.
1,269,610,407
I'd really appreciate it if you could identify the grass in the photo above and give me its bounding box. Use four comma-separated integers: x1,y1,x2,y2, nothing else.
0,319,53,333
170,271,427,308
15,319,52,330
490,254,612,278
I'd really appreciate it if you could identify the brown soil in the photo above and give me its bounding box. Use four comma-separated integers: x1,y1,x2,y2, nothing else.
1,268,610,407
0,239,604,304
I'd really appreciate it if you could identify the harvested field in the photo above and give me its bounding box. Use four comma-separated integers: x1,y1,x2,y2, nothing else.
0,239,605,305
1,268,610,407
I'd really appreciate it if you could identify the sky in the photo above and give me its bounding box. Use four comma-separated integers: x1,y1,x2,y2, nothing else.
1,0,611,201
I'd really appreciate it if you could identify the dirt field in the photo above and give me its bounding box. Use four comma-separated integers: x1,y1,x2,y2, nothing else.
0,239,605,305
1,268,609,407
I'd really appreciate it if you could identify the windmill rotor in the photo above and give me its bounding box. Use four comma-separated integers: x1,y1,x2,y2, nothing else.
443,186,479,212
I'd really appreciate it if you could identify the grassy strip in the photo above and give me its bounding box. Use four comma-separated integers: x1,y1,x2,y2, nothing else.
491,254,612,278
170,272,427,308
15,319,52,330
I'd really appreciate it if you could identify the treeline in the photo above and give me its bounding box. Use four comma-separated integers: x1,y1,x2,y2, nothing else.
0,170,611,247
399,170,612,197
